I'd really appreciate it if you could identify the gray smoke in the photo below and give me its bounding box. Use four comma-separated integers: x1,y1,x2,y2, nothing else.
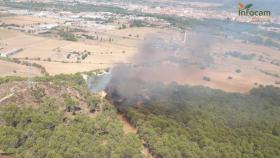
105,29,216,99
87,70,112,93
133,30,214,68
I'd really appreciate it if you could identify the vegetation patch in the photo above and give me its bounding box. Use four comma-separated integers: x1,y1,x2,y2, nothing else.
108,81,280,158
0,73,146,158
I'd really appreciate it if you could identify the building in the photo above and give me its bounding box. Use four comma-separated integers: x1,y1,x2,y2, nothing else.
0,48,23,57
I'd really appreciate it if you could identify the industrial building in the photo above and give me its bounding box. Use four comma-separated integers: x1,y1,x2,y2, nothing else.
0,48,23,57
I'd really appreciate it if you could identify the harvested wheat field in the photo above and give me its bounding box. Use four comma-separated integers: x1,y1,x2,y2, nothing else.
0,28,137,60
0,60,42,77
28,60,111,75
0,15,63,26
0,27,279,93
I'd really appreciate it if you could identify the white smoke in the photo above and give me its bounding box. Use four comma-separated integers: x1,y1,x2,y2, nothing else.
87,70,112,93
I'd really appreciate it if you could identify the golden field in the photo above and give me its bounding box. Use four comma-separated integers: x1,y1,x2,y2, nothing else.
0,15,63,26
0,15,279,93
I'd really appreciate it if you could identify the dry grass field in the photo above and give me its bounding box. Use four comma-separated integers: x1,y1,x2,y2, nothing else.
0,15,63,26
143,63,278,93
0,29,138,61
134,35,280,92
0,28,145,60
0,60,42,77
28,60,111,75
0,18,279,92
0,28,20,40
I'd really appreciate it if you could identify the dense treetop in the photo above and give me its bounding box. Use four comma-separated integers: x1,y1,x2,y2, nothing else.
109,82,280,158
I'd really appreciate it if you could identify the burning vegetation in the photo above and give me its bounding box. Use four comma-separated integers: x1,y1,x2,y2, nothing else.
102,31,280,158
106,77,280,158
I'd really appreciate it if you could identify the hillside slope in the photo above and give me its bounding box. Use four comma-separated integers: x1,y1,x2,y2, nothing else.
0,74,147,158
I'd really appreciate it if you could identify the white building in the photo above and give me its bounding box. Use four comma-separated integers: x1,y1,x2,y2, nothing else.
0,48,23,57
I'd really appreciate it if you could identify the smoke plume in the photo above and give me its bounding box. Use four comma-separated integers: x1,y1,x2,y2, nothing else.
87,70,112,93
105,29,216,103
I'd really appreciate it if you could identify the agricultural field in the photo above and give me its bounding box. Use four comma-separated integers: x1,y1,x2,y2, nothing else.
0,26,280,92
0,25,165,74
0,15,63,26
0,5,279,94
0,59,42,77
27,61,111,75
174,38,280,92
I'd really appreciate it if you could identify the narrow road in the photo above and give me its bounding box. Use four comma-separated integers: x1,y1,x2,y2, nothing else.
117,114,137,134
0,93,14,104
0,87,27,104
117,113,153,158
